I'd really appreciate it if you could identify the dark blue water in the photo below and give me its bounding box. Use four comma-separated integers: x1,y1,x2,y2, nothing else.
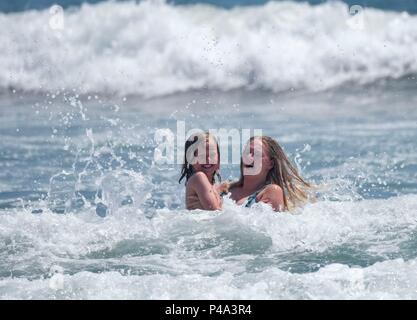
1,0,417,13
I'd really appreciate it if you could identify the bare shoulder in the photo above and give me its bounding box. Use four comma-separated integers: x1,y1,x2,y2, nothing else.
263,184,283,195
188,171,209,183
188,172,211,188
257,184,285,211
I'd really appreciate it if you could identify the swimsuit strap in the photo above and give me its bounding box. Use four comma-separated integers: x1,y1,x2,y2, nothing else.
245,190,261,208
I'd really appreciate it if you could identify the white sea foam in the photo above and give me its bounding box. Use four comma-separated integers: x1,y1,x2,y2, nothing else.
1,194,417,299
1,245,417,299
1,0,417,97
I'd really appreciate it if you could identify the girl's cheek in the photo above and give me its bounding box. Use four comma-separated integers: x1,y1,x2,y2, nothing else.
262,159,268,170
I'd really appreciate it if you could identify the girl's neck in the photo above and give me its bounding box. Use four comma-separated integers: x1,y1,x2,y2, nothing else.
204,172,214,184
242,175,267,194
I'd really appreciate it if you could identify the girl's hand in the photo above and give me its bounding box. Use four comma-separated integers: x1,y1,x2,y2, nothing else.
215,181,230,195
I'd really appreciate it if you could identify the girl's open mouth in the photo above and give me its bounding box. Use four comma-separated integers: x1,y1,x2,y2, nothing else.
202,164,214,169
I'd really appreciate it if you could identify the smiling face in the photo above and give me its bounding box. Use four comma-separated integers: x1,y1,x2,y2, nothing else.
190,136,219,179
242,138,273,177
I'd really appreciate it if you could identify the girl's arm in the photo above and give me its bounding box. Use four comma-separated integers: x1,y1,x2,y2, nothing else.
188,172,222,210
256,184,284,211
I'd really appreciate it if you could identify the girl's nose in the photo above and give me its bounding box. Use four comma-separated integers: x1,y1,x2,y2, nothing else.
207,154,215,164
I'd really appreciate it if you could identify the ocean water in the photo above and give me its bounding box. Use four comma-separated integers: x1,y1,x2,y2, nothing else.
1,0,417,299
2,0,417,13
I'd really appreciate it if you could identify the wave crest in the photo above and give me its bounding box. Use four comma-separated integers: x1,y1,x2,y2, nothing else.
1,0,417,97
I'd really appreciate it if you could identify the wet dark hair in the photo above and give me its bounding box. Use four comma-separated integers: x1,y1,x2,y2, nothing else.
179,132,221,185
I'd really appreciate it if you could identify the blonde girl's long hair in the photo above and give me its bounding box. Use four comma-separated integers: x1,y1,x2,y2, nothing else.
231,136,313,210
178,132,221,185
